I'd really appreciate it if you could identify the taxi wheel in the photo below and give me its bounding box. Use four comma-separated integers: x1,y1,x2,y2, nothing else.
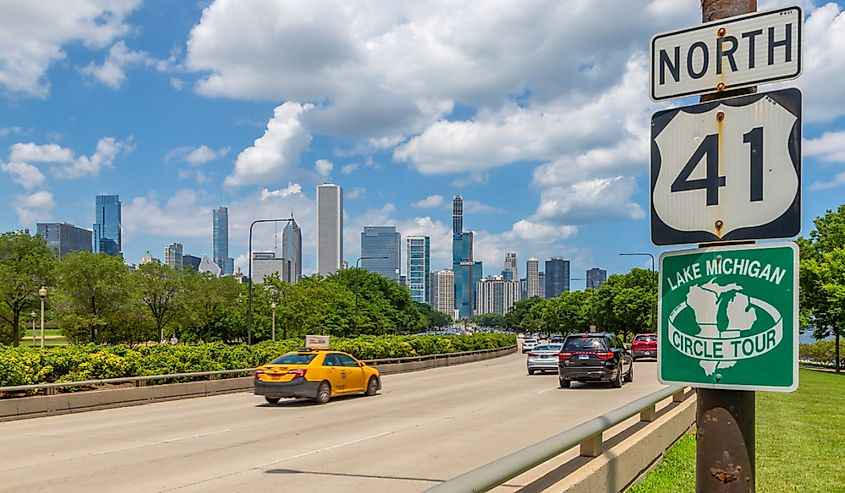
314,381,331,404
365,376,379,396
265,397,281,405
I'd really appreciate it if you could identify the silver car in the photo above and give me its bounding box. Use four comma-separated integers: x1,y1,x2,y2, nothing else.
522,338,539,353
526,343,564,374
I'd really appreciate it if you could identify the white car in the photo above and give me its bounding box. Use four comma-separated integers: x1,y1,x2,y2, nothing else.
522,338,539,353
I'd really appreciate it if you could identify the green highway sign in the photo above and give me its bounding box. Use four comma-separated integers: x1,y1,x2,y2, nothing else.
658,242,798,392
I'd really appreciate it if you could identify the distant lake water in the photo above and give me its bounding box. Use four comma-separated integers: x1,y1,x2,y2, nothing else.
800,331,835,344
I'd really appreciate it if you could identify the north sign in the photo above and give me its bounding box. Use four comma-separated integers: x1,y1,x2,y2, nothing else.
650,6,802,101
650,88,801,246
657,243,798,392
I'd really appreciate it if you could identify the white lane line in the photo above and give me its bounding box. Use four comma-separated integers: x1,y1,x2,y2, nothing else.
537,388,557,394
162,430,395,491
162,429,234,443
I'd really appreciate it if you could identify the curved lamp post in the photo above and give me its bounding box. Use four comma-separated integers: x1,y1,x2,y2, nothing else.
247,218,293,345
354,256,388,334
270,302,277,342
619,253,656,331
38,286,47,349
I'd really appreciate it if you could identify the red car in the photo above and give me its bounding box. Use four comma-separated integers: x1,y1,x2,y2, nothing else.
631,333,657,360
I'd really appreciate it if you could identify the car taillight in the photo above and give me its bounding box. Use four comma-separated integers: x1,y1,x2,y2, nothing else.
286,369,307,377
558,352,572,360
528,353,537,357
596,352,615,360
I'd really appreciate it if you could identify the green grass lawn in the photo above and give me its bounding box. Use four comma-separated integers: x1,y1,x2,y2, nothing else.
20,328,67,346
631,369,845,492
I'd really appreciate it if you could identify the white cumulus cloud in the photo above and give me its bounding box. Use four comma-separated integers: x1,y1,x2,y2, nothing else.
260,183,302,200
315,159,333,179
13,191,55,224
166,144,230,165
413,194,445,208
1,161,46,190
225,102,313,187
806,130,845,163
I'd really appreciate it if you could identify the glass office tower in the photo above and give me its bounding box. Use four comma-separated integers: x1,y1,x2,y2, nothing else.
93,195,121,256
406,236,430,303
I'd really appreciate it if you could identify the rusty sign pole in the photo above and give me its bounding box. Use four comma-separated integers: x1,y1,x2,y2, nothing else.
696,1,757,492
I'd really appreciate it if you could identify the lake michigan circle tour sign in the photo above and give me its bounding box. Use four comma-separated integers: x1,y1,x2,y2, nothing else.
658,243,798,392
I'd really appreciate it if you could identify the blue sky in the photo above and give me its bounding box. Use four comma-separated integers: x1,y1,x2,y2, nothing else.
1,0,844,282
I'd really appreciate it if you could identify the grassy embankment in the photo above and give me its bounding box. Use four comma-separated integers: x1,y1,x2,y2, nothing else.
631,369,845,492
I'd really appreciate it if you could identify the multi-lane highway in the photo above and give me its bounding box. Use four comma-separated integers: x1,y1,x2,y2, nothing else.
0,352,666,492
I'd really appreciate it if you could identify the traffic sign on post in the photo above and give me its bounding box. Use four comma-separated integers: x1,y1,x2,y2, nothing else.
651,88,801,246
657,242,798,392
651,6,802,101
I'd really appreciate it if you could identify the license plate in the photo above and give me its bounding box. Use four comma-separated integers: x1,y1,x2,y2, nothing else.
579,354,589,360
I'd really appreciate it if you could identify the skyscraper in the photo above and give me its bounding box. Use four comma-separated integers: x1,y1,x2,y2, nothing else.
406,236,430,303
430,269,455,317
164,242,183,269
586,268,608,289
545,257,571,298
182,254,202,271
452,195,483,318
476,275,521,316
317,184,343,275
212,206,232,275
526,258,540,298
93,195,121,256
37,223,92,259
282,214,302,283
252,251,290,284
360,226,400,281
539,271,546,299
503,252,518,280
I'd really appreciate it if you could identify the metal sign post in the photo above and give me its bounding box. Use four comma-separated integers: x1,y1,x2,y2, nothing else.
649,1,804,491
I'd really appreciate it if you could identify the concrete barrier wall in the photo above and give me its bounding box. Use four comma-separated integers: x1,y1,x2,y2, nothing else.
0,346,516,422
534,394,696,493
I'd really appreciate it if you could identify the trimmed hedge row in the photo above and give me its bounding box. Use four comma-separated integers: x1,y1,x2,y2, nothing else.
0,333,516,388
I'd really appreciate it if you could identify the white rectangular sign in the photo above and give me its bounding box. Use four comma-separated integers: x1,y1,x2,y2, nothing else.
651,6,802,101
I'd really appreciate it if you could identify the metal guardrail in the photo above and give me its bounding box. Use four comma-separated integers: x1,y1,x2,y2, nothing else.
426,384,688,493
0,345,517,396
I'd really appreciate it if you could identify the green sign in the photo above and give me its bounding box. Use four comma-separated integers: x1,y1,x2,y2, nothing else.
658,242,798,392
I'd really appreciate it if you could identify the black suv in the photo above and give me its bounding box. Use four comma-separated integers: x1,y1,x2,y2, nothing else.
558,333,633,388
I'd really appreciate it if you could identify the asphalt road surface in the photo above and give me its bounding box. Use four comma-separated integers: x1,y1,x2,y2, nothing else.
0,352,666,492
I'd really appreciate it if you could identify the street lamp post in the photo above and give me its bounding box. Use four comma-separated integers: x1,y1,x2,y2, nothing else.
619,253,656,331
31,311,36,346
247,218,293,345
354,256,388,335
38,286,47,349
270,302,277,342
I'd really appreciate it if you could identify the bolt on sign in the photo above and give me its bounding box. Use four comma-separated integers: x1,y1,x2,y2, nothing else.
657,243,798,391
650,88,801,245
650,6,802,101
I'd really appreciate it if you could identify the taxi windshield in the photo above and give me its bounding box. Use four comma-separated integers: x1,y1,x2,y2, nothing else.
270,353,317,365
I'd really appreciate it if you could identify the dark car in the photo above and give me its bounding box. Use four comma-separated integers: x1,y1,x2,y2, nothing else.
631,333,658,360
558,333,633,388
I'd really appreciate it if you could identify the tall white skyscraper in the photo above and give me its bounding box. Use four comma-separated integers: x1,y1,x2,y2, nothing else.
316,184,343,275
282,214,302,283
430,269,455,317
527,258,540,298
504,252,518,280
476,276,521,316
164,242,183,269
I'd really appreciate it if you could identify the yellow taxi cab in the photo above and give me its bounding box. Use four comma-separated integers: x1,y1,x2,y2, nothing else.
253,350,381,404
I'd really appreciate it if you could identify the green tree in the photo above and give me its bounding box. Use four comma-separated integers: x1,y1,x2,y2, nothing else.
470,312,505,328
504,296,545,332
176,272,243,343
416,301,451,329
0,232,57,346
133,263,183,342
54,252,139,344
799,204,845,372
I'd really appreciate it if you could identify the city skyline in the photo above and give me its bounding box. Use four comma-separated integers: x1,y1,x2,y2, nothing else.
2,1,842,283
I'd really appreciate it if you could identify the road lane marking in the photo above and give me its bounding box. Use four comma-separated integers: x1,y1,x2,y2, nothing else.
538,388,557,394
162,430,395,491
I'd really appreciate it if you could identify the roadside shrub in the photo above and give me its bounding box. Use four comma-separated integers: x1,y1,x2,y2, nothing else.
0,333,516,388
